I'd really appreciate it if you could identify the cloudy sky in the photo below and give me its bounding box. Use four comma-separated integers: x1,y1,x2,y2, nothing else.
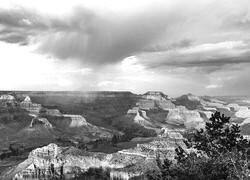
0,0,250,96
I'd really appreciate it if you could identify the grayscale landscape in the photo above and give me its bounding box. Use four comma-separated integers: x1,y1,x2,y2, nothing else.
0,0,250,180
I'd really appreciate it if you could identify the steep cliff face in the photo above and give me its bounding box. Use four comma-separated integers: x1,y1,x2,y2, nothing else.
9,143,144,179
166,106,205,129
7,131,186,180
133,111,154,129
16,91,138,117
126,91,175,130
63,114,88,127
137,94,175,110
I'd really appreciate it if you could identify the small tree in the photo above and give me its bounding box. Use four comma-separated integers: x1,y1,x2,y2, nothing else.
186,112,249,157
148,112,250,180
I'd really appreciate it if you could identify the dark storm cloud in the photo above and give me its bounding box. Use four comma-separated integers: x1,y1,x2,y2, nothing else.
37,7,180,65
0,5,181,65
137,40,250,73
0,32,28,44
0,7,68,45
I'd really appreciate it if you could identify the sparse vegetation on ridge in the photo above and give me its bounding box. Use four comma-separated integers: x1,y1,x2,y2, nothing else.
148,112,250,180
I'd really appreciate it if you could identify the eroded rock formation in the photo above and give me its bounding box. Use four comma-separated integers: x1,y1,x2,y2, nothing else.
166,106,205,129
9,132,186,180
20,96,42,114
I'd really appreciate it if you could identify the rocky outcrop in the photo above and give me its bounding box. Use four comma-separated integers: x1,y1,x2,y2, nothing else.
0,94,15,102
174,94,231,112
10,144,143,179
234,106,250,119
137,92,175,110
127,107,155,129
142,91,169,101
200,110,213,119
173,94,202,110
9,133,186,180
127,107,139,114
157,99,176,110
20,96,42,114
166,106,205,129
227,103,242,111
159,128,184,139
29,117,53,128
0,94,16,107
63,114,88,127
136,99,156,110
240,118,250,126
134,111,153,129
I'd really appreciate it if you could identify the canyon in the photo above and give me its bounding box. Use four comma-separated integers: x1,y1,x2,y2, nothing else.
0,91,250,179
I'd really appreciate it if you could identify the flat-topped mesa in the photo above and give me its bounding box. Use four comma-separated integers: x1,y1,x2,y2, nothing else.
136,91,175,110
142,91,169,101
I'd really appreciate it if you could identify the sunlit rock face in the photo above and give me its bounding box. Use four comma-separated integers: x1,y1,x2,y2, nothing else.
127,107,140,114
126,92,175,129
127,103,155,129
132,110,155,129
241,118,250,126
0,94,15,103
227,103,242,111
234,106,250,119
12,143,143,179
200,97,230,112
203,101,231,111
200,110,213,119
226,103,250,118
166,106,205,129
63,114,88,127
110,170,143,180
174,94,231,112
159,128,184,139
0,94,16,107
10,133,186,180
20,96,42,114
137,91,175,110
